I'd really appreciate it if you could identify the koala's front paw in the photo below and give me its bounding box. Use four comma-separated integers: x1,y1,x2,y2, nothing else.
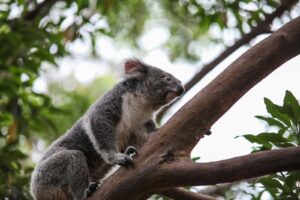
114,153,133,167
85,181,101,198
125,146,137,157
88,181,101,193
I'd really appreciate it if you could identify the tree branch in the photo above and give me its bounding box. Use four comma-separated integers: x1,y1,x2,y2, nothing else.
157,188,216,200
156,0,299,121
89,17,300,200
159,147,300,187
24,0,60,20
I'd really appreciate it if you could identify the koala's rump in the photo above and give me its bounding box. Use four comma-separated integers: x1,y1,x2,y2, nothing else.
31,150,88,199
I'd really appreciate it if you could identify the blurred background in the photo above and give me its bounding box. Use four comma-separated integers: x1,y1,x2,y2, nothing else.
0,0,300,199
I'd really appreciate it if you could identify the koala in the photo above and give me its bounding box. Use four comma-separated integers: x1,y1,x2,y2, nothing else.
30,59,184,200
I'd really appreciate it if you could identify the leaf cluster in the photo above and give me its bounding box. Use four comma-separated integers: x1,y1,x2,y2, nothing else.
158,0,281,61
239,91,300,199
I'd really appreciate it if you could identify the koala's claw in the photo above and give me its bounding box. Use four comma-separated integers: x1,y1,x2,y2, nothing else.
88,181,101,193
114,153,133,167
86,181,101,197
125,146,137,156
120,156,133,167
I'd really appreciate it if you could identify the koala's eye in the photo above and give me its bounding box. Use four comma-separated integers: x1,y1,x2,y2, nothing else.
163,76,171,82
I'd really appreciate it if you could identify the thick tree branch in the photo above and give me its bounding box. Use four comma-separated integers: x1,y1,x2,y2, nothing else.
24,0,59,20
159,147,300,187
89,17,300,200
158,188,216,200
156,0,299,121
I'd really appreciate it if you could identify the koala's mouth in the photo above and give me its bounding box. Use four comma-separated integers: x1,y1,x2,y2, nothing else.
164,83,184,103
165,92,178,102
164,87,184,103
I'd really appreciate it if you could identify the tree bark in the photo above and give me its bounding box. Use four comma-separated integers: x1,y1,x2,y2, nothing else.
156,0,299,121
89,17,300,200
159,147,300,186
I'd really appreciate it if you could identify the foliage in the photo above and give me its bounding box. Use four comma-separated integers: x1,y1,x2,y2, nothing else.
0,0,138,198
239,90,300,200
0,1,65,197
158,0,281,61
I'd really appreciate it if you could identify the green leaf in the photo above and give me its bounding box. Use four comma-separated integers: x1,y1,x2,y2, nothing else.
264,98,291,126
252,191,265,200
258,177,283,191
16,0,24,5
274,142,295,148
191,156,200,162
284,90,300,122
255,115,285,128
0,24,11,34
241,134,272,149
285,171,300,188
267,187,280,200
278,127,288,136
287,134,298,144
241,134,260,143
256,132,288,144
0,112,13,127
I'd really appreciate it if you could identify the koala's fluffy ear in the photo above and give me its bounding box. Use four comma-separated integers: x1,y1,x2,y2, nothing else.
124,59,146,78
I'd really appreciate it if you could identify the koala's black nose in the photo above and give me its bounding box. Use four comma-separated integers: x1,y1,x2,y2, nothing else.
176,84,185,96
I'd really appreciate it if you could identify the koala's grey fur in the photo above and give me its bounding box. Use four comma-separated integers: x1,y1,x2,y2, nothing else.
30,59,184,200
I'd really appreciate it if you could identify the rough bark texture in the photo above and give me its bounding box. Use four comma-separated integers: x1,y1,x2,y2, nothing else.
159,147,300,186
156,0,298,121
89,17,300,200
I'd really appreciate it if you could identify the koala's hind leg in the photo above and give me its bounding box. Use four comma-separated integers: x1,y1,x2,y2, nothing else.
65,150,91,200
31,150,90,200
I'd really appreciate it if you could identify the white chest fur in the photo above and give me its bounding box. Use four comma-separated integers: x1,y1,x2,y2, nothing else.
116,92,153,151
117,92,153,133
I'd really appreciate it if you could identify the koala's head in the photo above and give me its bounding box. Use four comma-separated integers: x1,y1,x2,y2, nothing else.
124,59,184,109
